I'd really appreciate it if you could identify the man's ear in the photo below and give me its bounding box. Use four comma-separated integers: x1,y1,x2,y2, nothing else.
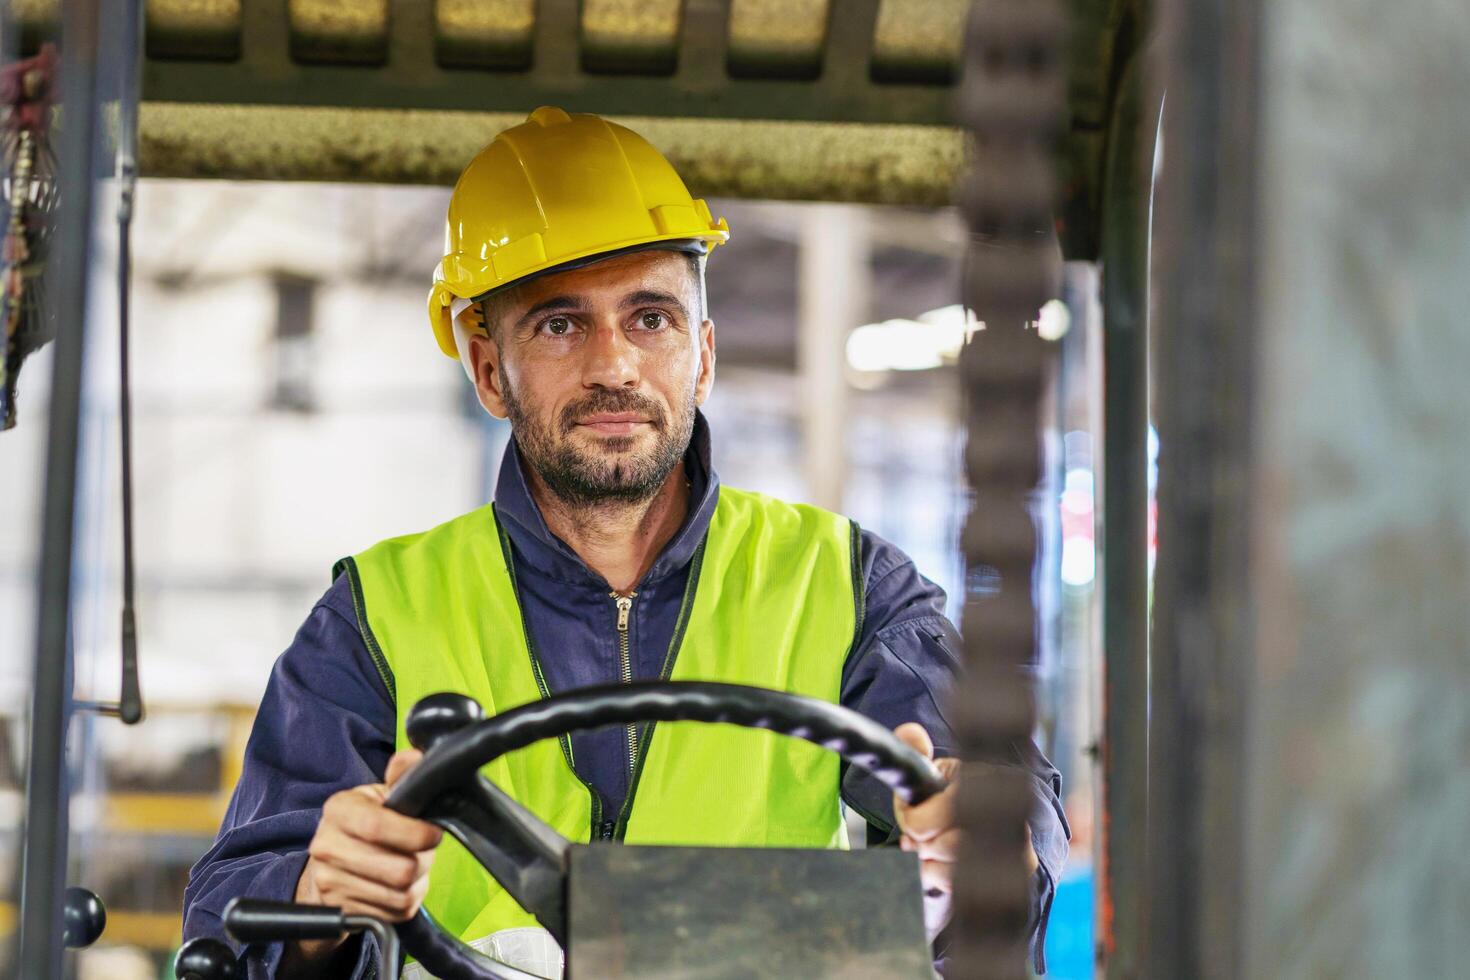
467,332,509,419
694,318,716,406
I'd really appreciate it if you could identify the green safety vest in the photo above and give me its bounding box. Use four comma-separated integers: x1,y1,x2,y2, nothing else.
334,486,862,949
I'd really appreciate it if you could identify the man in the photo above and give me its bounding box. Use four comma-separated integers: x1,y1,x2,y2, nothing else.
182,107,1068,978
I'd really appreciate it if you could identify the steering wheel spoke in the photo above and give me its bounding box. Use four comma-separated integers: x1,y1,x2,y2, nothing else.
433,777,569,944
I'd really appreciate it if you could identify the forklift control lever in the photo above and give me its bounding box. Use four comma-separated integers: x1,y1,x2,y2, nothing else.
175,897,404,980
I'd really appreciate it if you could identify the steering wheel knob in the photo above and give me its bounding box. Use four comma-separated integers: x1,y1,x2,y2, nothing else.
62,886,106,949
174,937,241,979
406,692,486,751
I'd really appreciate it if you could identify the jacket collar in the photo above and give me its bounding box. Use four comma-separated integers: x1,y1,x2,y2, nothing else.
492,411,721,589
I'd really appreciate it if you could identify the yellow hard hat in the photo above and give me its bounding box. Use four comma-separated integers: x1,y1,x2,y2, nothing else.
428,106,730,360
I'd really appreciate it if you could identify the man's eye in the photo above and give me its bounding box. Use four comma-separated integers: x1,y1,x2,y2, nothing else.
640,312,667,330
542,316,572,336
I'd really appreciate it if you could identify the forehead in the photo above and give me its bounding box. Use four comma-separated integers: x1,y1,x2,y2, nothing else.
501,249,696,310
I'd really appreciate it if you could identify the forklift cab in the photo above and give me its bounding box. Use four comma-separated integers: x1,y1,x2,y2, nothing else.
10,0,1105,976
176,682,945,980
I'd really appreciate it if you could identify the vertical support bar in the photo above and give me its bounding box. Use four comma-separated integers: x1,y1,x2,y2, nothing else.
17,0,103,974
1147,0,1263,975
1097,49,1156,980
798,204,866,511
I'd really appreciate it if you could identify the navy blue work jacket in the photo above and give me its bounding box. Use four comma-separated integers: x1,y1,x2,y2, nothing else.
182,414,1068,977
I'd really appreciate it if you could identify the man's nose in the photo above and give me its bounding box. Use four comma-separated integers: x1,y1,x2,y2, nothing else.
580,320,640,388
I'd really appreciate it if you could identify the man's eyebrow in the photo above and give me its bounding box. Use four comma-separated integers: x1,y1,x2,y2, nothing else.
515,294,586,324
621,289,689,317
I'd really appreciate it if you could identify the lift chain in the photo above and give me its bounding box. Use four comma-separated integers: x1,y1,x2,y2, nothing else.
953,1,1067,977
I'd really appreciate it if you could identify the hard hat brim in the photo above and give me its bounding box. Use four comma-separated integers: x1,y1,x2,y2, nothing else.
430,236,718,360
470,237,711,305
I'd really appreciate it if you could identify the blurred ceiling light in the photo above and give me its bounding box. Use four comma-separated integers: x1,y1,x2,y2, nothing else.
1036,298,1071,341
845,304,980,373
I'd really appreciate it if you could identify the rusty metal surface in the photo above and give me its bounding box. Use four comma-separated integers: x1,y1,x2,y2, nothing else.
136,101,965,205
131,0,953,123
566,844,933,979
69,0,1134,228
435,0,534,70
951,1,1068,977
581,0,683,73
145,1,238,60
15,1,1142,227
872,0,967,83
287,0,387,65
727,0,828,78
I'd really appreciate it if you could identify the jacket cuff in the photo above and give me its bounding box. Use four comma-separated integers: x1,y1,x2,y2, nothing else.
237,850,308,979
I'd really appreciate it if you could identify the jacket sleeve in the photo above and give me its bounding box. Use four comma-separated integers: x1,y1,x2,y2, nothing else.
839,528,1070,975
181,574,396,980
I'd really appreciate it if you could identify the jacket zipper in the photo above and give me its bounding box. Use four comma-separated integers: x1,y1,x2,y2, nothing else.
611,591,639,775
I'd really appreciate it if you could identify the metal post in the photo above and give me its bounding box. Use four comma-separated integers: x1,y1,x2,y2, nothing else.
16,0,103,973
797,204,867,511
1147,0,1263,975
1097,49,1157,980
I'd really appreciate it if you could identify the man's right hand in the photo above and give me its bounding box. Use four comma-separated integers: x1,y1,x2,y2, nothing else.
284,749,443,969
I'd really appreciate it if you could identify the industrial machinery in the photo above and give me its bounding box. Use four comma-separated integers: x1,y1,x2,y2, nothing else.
13,0,1465,978
8,3,1084,976
175,682,947,979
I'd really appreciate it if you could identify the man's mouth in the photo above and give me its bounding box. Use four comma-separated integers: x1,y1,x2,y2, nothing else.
574,412,651,435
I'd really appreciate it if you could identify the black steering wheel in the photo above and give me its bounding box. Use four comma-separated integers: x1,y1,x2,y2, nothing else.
178,681,946,980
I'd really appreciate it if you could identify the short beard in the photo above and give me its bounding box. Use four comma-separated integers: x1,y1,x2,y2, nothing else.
502,368,696,509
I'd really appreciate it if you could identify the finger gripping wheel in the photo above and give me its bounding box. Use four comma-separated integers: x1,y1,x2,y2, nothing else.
174,938,241,980
62,887,106,949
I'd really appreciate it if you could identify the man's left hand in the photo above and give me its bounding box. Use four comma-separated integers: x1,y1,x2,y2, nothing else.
892,723,1039,895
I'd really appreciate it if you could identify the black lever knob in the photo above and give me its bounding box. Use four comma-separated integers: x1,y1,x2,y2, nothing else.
62,886,106,949
406,692,485,751
174,938,241,979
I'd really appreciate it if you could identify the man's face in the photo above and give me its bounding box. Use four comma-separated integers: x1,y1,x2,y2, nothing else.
466,249,716,506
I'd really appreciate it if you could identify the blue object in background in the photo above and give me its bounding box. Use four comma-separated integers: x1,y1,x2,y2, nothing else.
1042,865,1095,979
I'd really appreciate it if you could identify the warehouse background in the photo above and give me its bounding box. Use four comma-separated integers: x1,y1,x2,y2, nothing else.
0,179,1102,978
